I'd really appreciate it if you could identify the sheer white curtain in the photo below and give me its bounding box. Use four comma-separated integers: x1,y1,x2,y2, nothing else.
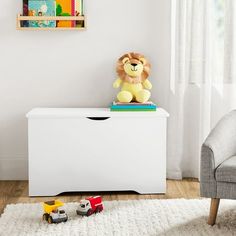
167,0,236,179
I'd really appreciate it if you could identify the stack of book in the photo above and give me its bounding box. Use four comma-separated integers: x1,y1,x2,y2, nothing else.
110,102,157,112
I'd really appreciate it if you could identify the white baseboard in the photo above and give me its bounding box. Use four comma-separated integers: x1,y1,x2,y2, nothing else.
0,158,28,180
167,170,199,180
167,170,182,180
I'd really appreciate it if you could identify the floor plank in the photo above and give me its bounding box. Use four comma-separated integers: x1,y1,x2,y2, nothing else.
0,179,200,215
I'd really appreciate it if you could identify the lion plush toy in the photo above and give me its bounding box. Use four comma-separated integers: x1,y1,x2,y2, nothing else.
113,52,152,103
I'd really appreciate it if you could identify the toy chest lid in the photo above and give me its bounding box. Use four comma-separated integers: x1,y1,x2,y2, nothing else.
26,108,169,119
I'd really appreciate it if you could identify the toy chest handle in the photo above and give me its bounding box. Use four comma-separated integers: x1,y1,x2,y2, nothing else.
86,117,110,121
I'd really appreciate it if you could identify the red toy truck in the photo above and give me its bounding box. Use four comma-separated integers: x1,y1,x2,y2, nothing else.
76,196,103,216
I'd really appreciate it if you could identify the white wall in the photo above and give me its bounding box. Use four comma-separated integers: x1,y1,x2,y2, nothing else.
0,0,171,179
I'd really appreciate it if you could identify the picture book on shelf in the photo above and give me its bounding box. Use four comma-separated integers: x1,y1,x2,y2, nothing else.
23,0,28,16
28,0,56,28
75,0,83,16
75,0,84,27
56,0,74,27
23,0,29,27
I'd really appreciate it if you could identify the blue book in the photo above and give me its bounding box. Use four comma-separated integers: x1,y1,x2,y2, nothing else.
28,0,56,28
111,105,157,109
111,108,156,112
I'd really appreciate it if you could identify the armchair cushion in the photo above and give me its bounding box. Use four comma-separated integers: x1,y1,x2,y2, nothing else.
200,110,236,198
216,155,236,183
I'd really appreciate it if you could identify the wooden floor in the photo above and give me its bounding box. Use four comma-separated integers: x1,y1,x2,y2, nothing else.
0,179,200,215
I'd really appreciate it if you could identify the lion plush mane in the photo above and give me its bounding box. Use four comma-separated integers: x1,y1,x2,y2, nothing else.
116,52,151,84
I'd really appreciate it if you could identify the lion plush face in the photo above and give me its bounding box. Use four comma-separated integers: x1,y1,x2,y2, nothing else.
117,53,151,84
123,58,144,77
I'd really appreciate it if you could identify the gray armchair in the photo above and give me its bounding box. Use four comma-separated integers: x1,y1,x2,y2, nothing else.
200,110,236,225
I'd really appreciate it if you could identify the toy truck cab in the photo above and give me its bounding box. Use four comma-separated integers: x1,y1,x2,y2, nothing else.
43,200,68,224
76,196,103,216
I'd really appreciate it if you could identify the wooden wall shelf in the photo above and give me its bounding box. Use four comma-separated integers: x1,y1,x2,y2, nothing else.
16,14,86,30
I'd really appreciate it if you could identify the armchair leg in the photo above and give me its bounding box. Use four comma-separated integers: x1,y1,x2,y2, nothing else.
208,198,220,226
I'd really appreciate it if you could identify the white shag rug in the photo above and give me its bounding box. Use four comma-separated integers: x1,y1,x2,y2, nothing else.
0,199,236,236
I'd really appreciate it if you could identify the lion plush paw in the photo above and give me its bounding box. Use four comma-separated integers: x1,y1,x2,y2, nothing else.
113,78,122,89
135,89,151,103
117,91,133,103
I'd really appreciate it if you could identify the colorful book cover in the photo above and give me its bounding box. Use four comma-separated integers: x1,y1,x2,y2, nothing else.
23,0,28,16
23,0,29,27
75,0,84,27
56,0,74,27
75,0,83,16
28,0,56,28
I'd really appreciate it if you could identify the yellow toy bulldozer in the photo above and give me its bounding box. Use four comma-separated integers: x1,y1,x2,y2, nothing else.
43,200,68,224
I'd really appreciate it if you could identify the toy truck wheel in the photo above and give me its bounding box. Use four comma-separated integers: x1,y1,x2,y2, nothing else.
86,209,93,216
43,213,49,221
48,216,53,224
64,215,68,222
96,205,103,213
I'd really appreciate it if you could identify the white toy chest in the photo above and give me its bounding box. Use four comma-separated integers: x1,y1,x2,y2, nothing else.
27,108,169,196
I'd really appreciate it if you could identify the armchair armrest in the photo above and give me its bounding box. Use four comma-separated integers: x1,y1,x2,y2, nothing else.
200,110,236,198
